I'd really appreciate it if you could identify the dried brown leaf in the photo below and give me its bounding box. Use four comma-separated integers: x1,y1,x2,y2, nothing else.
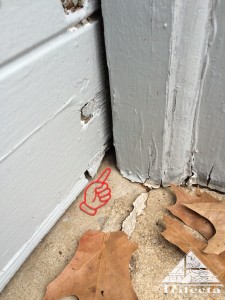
162,215,225,283
43,230,138,300
185,202,225,255
162,215,206,253
169,185,218,239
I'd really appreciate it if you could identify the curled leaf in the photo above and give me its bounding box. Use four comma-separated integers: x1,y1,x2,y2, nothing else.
162,215,225,283
169,185,218,239
185,202,225,255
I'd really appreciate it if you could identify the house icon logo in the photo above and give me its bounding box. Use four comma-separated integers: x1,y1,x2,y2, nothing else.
162,251,223,295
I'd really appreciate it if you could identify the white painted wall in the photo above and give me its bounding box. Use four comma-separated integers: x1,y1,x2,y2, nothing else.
0,0,98,66
0,0,111,291
102,0,225,192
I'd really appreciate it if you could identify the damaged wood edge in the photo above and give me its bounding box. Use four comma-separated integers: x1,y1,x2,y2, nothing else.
80,89,109,125
68,11,100,32
107,1,225,193
162,0,212,186
143,179,161,190
65,0,100,28
61,0,84,15
85,142,111,178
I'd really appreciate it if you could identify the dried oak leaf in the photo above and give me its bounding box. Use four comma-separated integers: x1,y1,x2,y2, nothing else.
169,185,218,239
162,215,225,283
185,202,225,255
43,230,138,300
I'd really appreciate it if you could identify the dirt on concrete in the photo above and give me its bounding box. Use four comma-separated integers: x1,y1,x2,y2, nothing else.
1,150,225,300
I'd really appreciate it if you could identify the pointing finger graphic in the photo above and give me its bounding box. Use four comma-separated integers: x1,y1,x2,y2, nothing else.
96,168,111,183
79,168,112,216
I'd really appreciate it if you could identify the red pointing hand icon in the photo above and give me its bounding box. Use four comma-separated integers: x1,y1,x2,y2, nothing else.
79,168,112,216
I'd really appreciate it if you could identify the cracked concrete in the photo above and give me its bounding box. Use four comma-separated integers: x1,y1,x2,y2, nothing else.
1,149,225,300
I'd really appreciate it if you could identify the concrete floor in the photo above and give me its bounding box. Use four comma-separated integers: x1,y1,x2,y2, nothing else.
1,150,225,300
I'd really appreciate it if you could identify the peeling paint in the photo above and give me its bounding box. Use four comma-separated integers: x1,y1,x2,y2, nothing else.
103,0,225,192
61,0,84,14
162,0,211,186
144,179,160,189
81,89,109,124
102,0,173,185
122,193,148,237
86,144,109,178
193,0,225,192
